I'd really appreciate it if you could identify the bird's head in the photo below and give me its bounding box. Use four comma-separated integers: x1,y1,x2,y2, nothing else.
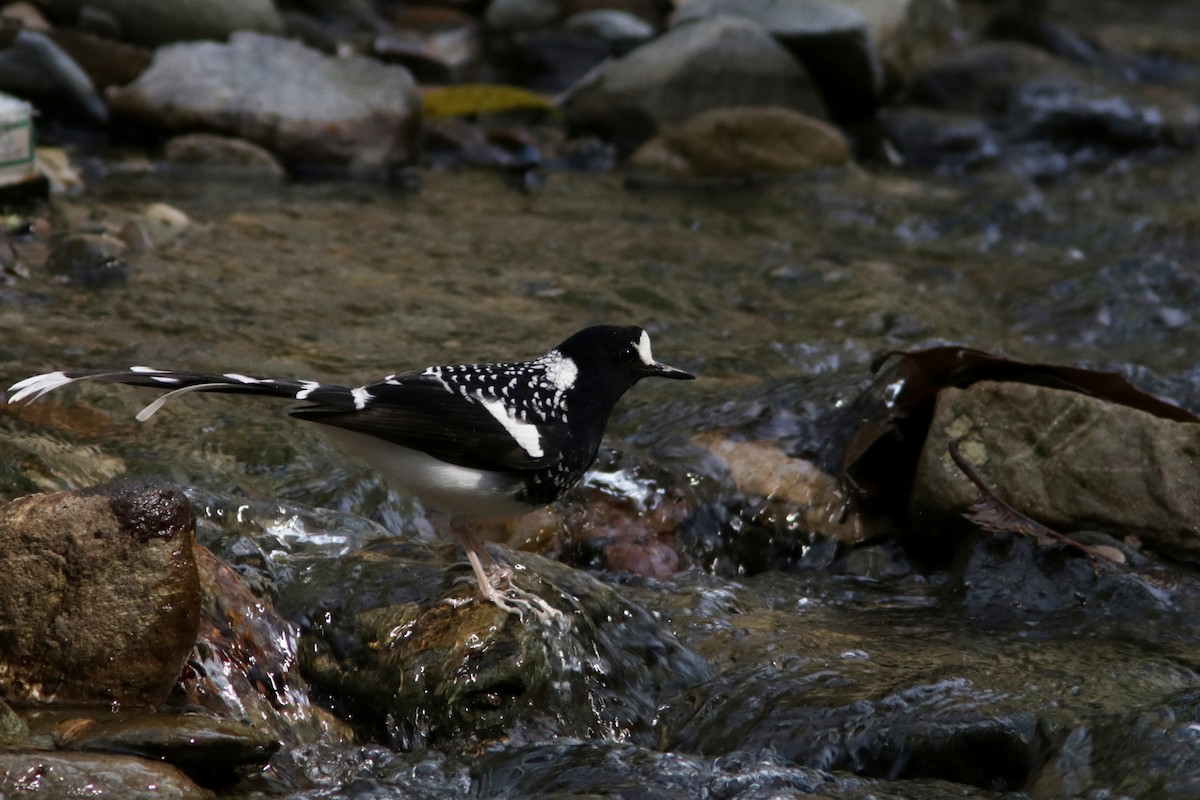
554,325,694,393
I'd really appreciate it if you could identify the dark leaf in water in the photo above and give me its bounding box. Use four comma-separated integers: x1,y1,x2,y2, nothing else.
949,440,1125,564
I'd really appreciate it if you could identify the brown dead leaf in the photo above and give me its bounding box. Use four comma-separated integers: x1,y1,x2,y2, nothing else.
838,345,1197,508
949,440,1125,564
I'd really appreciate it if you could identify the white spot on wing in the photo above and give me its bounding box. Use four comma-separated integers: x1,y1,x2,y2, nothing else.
224,373,260,384
295,380,321,400
479,395,543,458
130,365,163,374
352,387,372,410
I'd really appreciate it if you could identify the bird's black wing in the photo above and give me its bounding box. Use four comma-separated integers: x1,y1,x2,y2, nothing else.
290,371,569,472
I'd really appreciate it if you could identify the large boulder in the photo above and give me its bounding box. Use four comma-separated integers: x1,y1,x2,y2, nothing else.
0,29,107,126
562,16,827,146
910,381,1200,555
672,0,880,118
107,32,421,170
0,482,201,706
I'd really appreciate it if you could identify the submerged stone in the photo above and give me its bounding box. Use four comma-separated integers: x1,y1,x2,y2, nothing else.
0,750,207,798
56,710,279,783
298,549,709,748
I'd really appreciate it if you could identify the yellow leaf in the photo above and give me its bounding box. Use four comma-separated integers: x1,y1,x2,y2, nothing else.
421,84,555,118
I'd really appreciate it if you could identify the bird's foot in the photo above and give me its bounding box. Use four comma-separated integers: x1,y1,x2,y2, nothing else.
451,540,564,623
478,564,563,623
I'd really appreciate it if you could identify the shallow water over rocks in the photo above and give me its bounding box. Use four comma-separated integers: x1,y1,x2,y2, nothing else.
4,148,1200,798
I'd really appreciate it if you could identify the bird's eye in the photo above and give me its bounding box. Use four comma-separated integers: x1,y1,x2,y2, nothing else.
619,346,637,364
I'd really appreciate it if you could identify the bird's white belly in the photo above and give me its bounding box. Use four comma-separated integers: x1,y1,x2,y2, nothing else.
318,427,532,519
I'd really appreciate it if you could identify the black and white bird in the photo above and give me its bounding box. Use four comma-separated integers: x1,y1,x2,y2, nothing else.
7,325,694,616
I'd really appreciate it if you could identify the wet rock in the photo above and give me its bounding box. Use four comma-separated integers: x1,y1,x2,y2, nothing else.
0,29,107,126
0,699,29,744
46,232,130,288
0,751,207,798
561,485,690,579
299,549,709,748
564,9,656,43
56,710,279,783
372,28,478,83
695,432,861,540
0,482,201,706
506,29,618,91
164,133,286,179
49,0,284,47
842,0,958,91
1033,689,1200,798
671,0,881,119
909,381,1200,556
106,32,421,170
904,40,1062,116
627,105,851,178
879,106,1000,169
45,29,152,91
656,567,1200,793
178,545,355,745
562,16,827,147
949,530,1162,627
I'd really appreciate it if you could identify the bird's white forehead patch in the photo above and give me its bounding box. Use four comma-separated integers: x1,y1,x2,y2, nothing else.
635,330,655,366
479,395,543,458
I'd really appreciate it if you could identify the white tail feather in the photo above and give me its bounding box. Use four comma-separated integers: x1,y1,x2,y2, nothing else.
135,383,228,421
7,371,76,404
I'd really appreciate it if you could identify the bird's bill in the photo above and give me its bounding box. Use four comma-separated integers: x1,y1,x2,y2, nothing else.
641,361,695,380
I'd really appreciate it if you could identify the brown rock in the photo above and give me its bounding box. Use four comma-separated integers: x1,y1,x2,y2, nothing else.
564,486,690,579
696,432,863,542
628,105,854,177
0,482,201,706
179,545,354,744
910,381,1200,553
0,751,207,799
628,105,851,177
164,133,285,177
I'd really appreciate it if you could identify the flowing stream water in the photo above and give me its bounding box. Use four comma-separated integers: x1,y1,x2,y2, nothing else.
4,153,1200,797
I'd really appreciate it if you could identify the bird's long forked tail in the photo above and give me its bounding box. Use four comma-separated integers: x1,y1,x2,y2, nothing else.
7,367,360,420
